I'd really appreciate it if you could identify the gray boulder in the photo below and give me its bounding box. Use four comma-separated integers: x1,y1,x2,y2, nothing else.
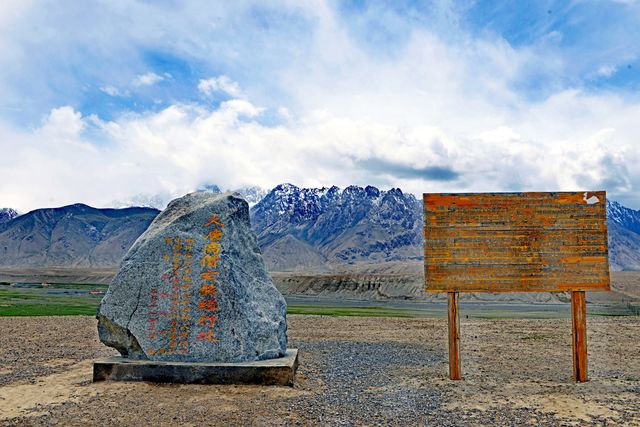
97,192,288,362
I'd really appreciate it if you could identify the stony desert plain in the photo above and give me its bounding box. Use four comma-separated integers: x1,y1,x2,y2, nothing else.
0,271,639,426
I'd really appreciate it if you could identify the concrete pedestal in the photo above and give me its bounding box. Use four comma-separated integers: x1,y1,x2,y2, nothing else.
93,349,298,386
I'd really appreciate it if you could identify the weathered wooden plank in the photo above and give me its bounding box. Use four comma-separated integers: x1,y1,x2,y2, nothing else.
571,291,588,382
424,191,605,208
424,191,610,293
448,292,461,380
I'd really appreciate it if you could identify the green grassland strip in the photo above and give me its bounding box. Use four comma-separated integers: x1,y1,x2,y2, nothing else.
0,288,103,316
286,305,421,318
1,287,638,318
0,303,99,316
0,283,107,290
46,283,108,290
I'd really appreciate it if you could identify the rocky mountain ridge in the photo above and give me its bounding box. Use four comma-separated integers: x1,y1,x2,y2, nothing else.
110,186,270,210
0,203,158,268
251,183,422,271
251,185,640,272
0,208,19,224
2,186,640,273
607,200,640,233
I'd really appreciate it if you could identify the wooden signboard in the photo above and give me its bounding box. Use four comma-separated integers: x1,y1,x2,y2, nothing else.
423,191,610,382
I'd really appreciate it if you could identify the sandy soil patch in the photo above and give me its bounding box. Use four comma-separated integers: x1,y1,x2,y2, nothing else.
0,361,98,419
0,315,639,426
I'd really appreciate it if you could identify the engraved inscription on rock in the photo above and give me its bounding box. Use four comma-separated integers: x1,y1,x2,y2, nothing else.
97,192,288,362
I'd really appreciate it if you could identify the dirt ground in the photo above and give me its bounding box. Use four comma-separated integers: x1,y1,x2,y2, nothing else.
0,315,639,426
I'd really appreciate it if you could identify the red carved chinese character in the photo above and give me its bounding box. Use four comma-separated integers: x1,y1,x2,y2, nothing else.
200,284,218,297
205,214,224,227
204,241,222,256
197,330,219,343
200,271,218,281
206,228,224,242
201,254,220,268
198,299,220,311
197,314,219,327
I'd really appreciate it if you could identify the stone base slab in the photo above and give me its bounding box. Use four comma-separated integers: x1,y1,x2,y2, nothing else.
93,349,298,386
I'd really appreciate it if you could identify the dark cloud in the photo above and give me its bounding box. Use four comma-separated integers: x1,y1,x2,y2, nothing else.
356,157,459,181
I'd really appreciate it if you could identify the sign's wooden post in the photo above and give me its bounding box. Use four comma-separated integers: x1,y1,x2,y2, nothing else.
423,191,610,382
571,291,588,382
448,292,461,380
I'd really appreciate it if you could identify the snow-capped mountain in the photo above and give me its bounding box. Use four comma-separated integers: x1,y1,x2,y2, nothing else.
607,200,640,271
109,193,174,210
196,184,222,193
110,185,269,210
3,186,640,272
0,208,19,224
251,185,640,272
250,184,423,271
196,184,269,207
197,184,268,206
607,200,640,235
233,186,269,206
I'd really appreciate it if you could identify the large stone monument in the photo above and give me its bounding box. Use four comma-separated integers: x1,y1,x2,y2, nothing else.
93,192,297,385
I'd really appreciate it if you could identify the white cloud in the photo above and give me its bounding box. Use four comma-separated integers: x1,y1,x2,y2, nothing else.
478,126,522,144
132,72,166,87
0,1,639,211
596,65,617,77
40,106,85,140
198,76,243,98
100,85,119,96
100,85,129,97
1,87,639,212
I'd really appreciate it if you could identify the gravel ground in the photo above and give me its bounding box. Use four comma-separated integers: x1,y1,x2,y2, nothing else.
0,315,639,426
0,317,110,387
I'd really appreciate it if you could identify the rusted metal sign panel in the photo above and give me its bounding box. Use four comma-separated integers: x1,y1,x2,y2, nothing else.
424,191,610,292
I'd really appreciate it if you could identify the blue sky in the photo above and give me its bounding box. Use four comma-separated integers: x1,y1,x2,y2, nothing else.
0,0,639,211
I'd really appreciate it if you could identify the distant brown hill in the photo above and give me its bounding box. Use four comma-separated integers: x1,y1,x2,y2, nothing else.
1,186,640,275
0,204,158,268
